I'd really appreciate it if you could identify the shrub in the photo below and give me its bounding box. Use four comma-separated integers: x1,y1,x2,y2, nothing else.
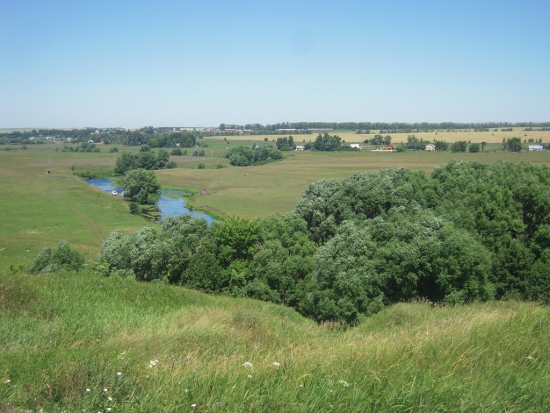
28,241,85,273
469,143,480,153
198,163,206,169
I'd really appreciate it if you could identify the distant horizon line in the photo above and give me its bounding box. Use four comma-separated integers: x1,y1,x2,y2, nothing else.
2,121,550,131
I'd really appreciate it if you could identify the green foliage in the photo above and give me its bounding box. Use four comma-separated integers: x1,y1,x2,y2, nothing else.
108,146,119,153
197,163,205,169
96,160,550,324
114,150,176,175
224,145,283,166
122,169,161,205
313,133,341,151
129,201,140,215
192,149,205,156
276,136,294,151
506,137,523,152
28,240,85,273
451,141,468,152
366,134,392,146
469,143,481,153
434,140,449,151
171,147,183,155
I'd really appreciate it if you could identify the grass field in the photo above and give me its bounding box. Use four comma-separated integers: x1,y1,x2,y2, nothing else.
2,142,550,411
1,270,549,412
160,145,550,218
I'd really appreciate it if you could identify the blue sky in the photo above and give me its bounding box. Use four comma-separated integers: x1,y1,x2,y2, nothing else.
1,0,549,128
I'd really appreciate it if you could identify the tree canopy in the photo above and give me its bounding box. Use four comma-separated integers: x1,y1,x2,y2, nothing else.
96,160,550,325
122,169,162,205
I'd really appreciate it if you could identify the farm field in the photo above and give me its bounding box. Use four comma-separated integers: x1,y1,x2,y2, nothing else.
160,145,550,218
221,128,550,145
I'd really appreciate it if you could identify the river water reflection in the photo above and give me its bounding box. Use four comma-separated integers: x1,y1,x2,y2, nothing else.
87,178,214,224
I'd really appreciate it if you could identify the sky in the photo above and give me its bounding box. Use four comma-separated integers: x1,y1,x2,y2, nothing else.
1,0,549,128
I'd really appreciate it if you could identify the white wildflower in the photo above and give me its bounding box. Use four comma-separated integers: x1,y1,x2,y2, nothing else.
272,362,280,368
103,388,108,393
527,356,534,360
116,372,122,377
107,396,113,402
191,404,196,408
85,388,91,393
243,362,253,368
300,384,304,388
338,380,349,387
106,409,111,412
184,389,188,393
149,360,158,367
3,379,10,384
247,375,252,379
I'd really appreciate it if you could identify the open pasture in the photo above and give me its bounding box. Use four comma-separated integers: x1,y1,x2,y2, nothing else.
0,144,146,270
1,142,549,266
159,147,550,218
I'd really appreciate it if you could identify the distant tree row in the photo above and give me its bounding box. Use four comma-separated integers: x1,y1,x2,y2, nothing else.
224,145,283,166
114,150,176,175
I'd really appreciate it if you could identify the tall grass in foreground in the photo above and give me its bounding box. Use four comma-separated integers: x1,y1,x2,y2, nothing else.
1,271,549,412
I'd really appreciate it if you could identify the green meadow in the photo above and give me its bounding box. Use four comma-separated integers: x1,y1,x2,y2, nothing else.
160,141,550,218
2,142,550,411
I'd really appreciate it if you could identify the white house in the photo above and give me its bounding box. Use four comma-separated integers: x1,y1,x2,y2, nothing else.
425,144,436,151
529,145,544,151
295,146,305,151
350,143,362,150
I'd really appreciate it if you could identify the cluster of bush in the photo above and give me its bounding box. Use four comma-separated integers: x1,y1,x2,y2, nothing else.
224,145,283,166
114,149,177,175
28,240,85,274
93,160,550,325
125,131,197,148
313,133,341,151
62,142,100,152
276,136,295,151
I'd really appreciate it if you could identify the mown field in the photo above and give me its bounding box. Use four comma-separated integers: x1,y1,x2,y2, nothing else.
222,128,550,144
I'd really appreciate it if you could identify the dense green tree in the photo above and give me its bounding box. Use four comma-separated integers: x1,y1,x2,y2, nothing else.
313,133,341,151
506,137,522,152
122,169,161,205
469,143,481,153
451,141,468,152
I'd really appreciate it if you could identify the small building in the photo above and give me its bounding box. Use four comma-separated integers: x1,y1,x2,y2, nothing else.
425,144,436,151
295,146,305,151
350,143,362,150
529,145,544,151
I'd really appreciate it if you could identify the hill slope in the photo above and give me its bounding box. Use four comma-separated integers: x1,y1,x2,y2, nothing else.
1,270,549,412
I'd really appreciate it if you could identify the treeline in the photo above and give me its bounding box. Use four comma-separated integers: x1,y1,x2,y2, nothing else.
235,122,550,132
224,145,283,166
93,160,550,325
114,149,177,175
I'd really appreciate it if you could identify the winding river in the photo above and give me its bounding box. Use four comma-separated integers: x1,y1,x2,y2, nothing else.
87,178,214,224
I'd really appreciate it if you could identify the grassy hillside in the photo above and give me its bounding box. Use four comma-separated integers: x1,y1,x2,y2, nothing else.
1,270,549,412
